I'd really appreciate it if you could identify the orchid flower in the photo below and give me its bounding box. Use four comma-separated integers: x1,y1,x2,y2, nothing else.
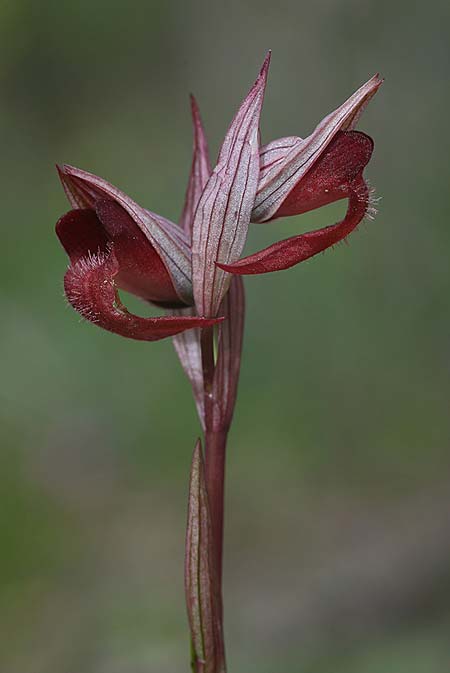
218,74,382,276
55,54,381,673
56,56,269,343
55,168,220,341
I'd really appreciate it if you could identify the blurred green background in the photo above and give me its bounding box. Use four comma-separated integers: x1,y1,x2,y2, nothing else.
1,1,450,671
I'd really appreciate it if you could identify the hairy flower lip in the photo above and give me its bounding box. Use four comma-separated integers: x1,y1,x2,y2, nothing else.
64,245,224,342
216,176,370,276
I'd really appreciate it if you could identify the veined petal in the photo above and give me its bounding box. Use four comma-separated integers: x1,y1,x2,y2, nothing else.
64,246,222,341
57,165,194,305
192,52,271,317
253,73,382,222
179,95,211,239
259,136,300,181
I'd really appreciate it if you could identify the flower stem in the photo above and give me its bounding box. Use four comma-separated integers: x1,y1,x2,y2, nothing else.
204,426,227,585
200,325,228,585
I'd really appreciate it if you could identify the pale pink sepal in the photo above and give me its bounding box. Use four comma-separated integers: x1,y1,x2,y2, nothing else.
191,53,271,317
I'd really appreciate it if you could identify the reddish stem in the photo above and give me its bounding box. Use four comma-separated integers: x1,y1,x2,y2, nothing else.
204,427,228,585
200,326,228,586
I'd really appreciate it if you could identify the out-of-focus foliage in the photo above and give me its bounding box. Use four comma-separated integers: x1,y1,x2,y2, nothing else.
1,1,449,671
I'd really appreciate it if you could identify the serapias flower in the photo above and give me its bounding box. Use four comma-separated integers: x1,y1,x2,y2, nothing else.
217,74,382,276
56,172,222,340
55,55,270,339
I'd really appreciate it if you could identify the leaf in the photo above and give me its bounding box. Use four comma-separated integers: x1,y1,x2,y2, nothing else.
191,53,270,317
185,441,226,673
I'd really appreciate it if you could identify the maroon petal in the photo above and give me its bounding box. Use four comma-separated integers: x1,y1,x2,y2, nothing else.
56,208,109,264
274,131,373,218
179,95,211,239
192,52,270,317
217,175,369,275
64,246,222,341
253,74,382,222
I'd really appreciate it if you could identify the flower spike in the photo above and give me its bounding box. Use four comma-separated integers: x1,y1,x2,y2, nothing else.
53,54,384,673
192,52,271,317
